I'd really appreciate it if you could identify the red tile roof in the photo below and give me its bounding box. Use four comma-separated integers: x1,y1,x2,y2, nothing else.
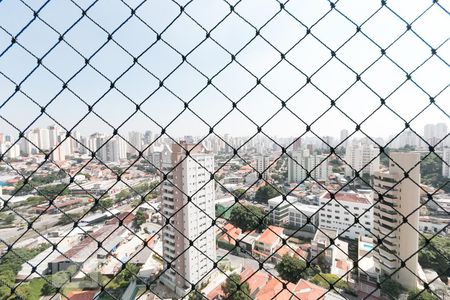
321,191,370,205
257,226,284,245
67,290,98,300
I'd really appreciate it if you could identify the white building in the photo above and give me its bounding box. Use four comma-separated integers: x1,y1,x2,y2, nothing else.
372,152,421,290
443,148,450,178
159,143,216,297
128,131,143,154
344,142,380,177
318,191,374,240
339,129,349,148
288,202,320,232
51,133,72,162
0,142,20,159
255,155,270,179
267,195,297,225
424,123,448,147
96,136,127,163
288,149,329,183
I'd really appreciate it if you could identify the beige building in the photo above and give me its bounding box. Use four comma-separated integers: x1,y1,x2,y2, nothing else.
159,143,216,296
372,152,420,290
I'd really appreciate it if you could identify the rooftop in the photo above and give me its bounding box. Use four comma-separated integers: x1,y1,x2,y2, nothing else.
320,191,371,205
256,226,284,245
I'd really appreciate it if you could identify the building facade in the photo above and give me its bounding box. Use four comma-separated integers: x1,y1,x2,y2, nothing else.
159,143,216,296
344,142,380,177
318,191,374,240
372,152,421,290
288,149,329,183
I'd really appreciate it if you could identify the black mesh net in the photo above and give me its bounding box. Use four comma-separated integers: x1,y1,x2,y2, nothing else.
0,0,449,299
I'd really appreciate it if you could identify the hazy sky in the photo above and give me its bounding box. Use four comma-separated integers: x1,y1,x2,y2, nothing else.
0,0,448,141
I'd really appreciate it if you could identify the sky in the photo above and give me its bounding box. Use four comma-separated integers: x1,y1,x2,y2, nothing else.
0,0,449,141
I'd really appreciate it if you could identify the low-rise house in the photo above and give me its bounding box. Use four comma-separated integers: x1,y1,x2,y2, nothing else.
252,226,285,262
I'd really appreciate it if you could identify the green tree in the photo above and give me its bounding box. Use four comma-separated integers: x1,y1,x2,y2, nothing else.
254,186,280,204
107,264,141,289
380,276,405,300
229,204,266,232
133,210,146,230
56,213,82,226
275,255,309,283
98,197,114,211
407,289,438,300
0,213,15,225
421,153,450,193
310,273,348,290
231,188,247,200
188,290,205,300
222,273,251,300
419,235,450,278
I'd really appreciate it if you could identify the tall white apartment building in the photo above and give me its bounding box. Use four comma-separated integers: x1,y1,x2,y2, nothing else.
344,142,380,177
318,191,374,240
255,155,270,179
287,149,329,183
340,129,349,148
372,152,420,290
98,136,127,163
51,133,72,162
159,143,216,296
0,142,20,159
443,148,450,178
128,131,143,154
424,123,448,147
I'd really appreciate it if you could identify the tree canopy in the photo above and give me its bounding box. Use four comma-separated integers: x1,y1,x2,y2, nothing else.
229,204,266,232
275,254,316,283
407,289,438,300
310,273,349,290
419,235,450,278
254,185,280,204
221,273,251,300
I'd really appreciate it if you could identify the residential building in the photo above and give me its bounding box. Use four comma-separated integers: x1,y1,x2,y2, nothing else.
340,129,349,148
267,195,297,225
255,155,270,179
252,225,284,262
372,152,421,290
288,149,329,183
443,148,450,178
344,142,380,177
318,191,374,240
424,123,448,147
159,143,216,296
128,131,143,154
288,202,320,232
0,142,20,159
98,136,127,163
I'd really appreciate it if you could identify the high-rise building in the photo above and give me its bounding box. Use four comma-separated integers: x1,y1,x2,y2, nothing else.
288,149,329,183
0,142,20,159
128,131,143,154
159,143,216,296
344,142,380,177
98,136,127,163
255,155,270,179
143,130,153,145
443,148,450,178
424,123,448,147
51,133,72,162
340,129,349,148
372,152,421,290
